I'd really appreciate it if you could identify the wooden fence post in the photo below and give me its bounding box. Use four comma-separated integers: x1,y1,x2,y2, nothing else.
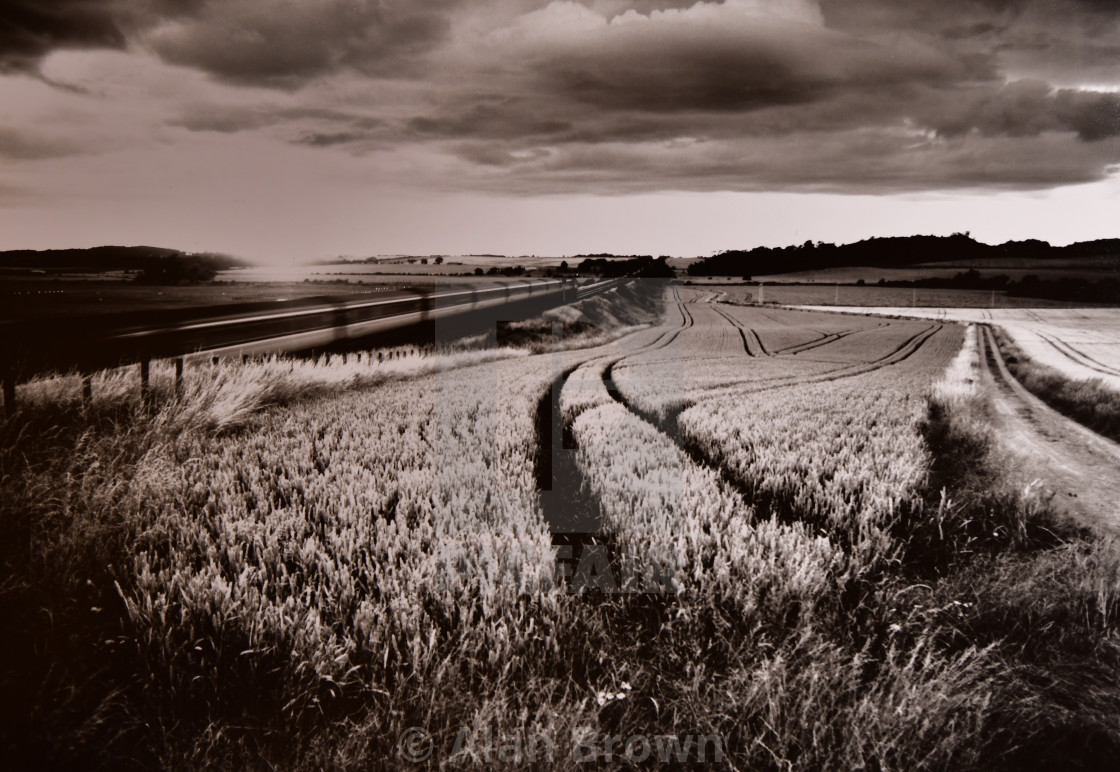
82,374,93,406
174,358,184,397
139,360,150,401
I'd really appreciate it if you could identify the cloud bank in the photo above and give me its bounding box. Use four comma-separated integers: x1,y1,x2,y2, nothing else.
1,0,1119,194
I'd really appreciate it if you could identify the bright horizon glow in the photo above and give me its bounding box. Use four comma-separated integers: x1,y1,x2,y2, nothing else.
2,182,1118,265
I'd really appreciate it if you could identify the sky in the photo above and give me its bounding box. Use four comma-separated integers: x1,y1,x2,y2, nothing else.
1,0,1118,263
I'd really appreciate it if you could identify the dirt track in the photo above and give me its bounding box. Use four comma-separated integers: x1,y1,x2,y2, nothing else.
977,324,1120,534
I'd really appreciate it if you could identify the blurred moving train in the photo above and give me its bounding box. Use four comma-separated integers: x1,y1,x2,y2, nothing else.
0,277,629,404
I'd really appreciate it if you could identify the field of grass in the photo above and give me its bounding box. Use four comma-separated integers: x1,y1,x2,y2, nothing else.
683,281,1094,309
751,255,1119,285
798,306,1120,392
365,255,570,270
991,326,1120,444
3,283,1120,769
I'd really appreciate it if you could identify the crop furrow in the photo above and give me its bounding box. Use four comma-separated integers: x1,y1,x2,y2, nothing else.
1039,333,1120,377
600,361,852,540
749,327,771,356
534,366,617,584
711,304,770,356
781,324,942,386
691,323,947,406
775,329,856,355
738,328,755,356
534,289,697,583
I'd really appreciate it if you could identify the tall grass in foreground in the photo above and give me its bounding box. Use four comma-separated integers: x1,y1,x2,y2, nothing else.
991,325,1120,444
908,325,1062,574
553,322,1120,770
6,345,531,434
4,318,1120,770
0,344,540,770
0,281,667,768
907,325,1120,769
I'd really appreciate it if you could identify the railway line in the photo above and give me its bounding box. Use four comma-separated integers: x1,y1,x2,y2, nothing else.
1,276,628,411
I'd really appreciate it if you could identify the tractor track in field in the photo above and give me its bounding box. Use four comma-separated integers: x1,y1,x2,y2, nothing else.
710,305,770,356
774,329,855,355
654,301,693,350
776,323,942,385
601,358,844,531
642,298,693,352
691,322,945,403
535,291,950,563
1036,332,1120,379
717,310,754,356
723,314,755,356
534,288,695,577
752,306,823,332
582,310,946,529
535,364,616,578
976,324,1120,534
601,360,756,509
613,314,942,412
770,321,891,356
686,290,829,350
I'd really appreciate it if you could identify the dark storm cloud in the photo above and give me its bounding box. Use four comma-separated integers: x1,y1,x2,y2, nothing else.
820,0,1120,31
5,0,1120,195
0,0,125,73
395,0,1119,192
493,1,973,114
1,0,459,86
1056,89,1120,141
146,0,460,88
819,0,1120,79
920,81,1120,142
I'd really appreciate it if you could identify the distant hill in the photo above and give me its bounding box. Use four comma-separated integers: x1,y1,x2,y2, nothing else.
0,246,246,273
688,235,1120,277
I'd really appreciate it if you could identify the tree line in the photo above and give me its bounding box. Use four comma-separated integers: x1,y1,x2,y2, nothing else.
687,234,1120,278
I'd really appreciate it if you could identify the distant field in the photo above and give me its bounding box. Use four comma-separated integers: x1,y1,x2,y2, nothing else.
375,254,569,268
800,305,1120,391
914,255,1120,272
680,281,1087,308
758,265,1118,284
694,254,1118,285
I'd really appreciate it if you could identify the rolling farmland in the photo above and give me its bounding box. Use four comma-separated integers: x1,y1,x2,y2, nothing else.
9,0,1120,766
680,281,1087,309
800,306,1120,391
5,282,1120,769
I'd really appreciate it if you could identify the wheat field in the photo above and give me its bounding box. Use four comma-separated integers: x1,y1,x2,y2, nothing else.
3,283,1120,770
